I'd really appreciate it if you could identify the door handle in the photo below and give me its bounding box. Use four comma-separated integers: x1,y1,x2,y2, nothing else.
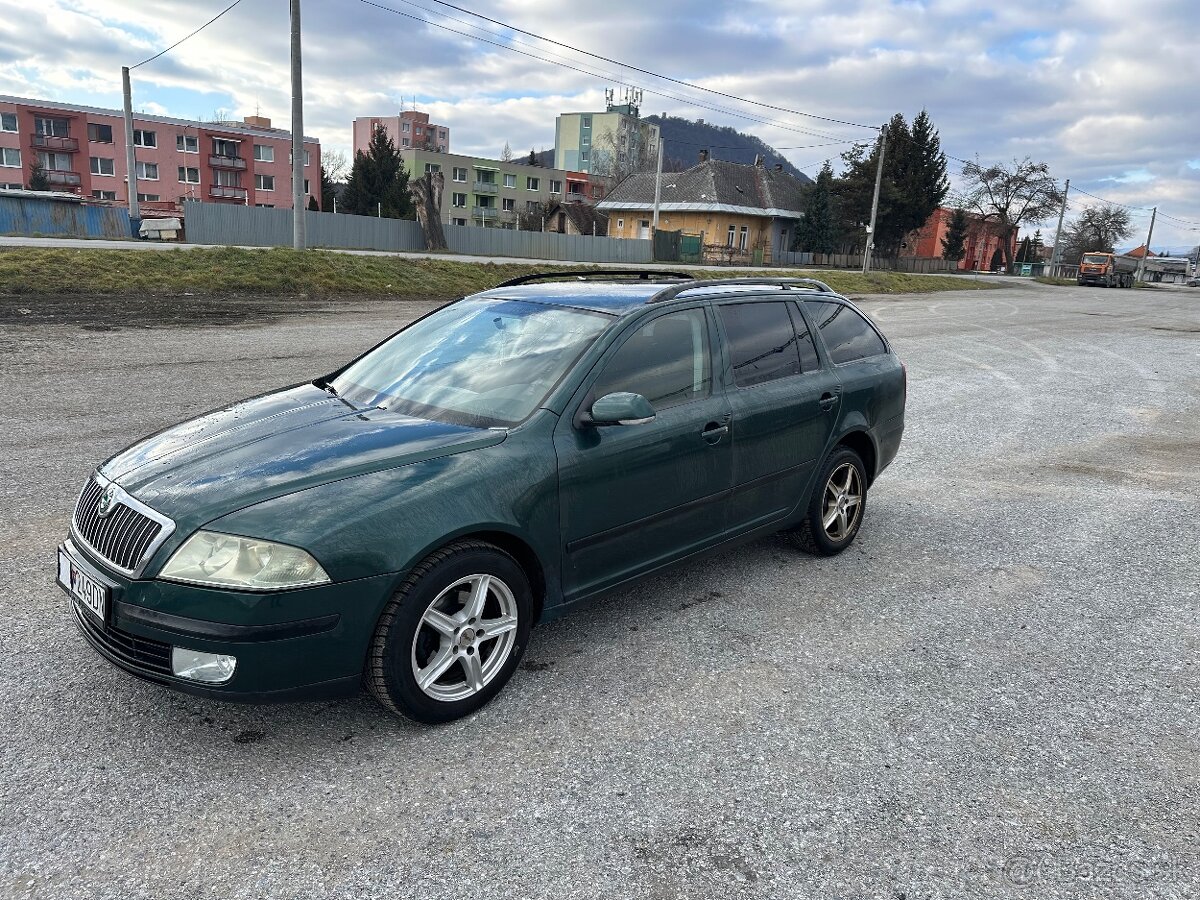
819,392,840,411
701,422,729,444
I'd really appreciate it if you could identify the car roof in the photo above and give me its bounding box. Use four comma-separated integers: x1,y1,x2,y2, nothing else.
471,280,842,315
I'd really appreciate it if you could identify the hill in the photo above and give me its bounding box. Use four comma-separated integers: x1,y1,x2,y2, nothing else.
645,115,812,182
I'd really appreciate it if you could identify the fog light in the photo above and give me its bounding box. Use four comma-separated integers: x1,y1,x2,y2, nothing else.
171,647,237,684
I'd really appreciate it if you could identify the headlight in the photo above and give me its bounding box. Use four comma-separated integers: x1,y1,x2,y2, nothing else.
159,530,330,590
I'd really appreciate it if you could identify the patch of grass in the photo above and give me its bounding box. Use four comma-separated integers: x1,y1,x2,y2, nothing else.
1034,276,1078,287
0,246,995,299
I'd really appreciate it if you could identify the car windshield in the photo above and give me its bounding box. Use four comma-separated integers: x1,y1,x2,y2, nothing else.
331,297,612,427
1082,254,1110,264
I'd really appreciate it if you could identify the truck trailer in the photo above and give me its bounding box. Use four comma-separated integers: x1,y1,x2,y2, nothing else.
1077,252,1138,288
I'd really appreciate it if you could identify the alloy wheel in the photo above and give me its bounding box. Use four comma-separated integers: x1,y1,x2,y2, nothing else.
821,462,863,542
410,574,519,702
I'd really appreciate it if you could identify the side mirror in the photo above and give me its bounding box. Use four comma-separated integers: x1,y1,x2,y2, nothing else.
585,392,656,426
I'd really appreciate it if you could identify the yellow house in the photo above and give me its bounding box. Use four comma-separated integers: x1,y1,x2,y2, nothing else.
597,155,808,264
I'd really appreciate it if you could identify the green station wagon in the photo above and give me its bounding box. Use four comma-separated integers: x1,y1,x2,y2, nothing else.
57,273,905,722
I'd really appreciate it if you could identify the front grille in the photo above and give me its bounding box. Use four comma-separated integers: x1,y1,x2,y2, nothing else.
72,603,173,677
73,479,164,572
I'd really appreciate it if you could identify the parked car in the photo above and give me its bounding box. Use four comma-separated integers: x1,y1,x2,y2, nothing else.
58,273,906,722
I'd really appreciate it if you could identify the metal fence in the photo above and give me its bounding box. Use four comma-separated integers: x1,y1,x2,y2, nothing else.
0,193,131,239
183,202,653,263
773,250,961,273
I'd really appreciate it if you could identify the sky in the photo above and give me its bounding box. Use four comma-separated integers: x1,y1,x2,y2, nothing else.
1,0,1197,250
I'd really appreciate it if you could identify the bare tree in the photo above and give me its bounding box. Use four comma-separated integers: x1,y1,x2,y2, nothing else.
321,149,348,183
957,157,1065,272
1057,204,1134,265
409,170,448,250
591,127,657,189
516,201,545,232
500,142,513,162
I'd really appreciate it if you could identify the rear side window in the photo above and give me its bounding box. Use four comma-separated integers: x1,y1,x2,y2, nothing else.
718,301,801,387
592,308,711,411
789,302,821,373
804,300,887,364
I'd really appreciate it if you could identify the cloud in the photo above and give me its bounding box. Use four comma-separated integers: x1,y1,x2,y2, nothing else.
1,0,1197,248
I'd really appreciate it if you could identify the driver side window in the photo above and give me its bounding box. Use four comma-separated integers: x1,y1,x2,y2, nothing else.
592,308,711,412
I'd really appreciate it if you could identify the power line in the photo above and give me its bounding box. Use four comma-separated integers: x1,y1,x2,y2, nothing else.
418,0,877,131
358,0,863,143
130,0,245,70
1071,186,1153,211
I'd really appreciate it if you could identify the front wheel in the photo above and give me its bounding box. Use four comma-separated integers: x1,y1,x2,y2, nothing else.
787,447,867,556
366,540,532,723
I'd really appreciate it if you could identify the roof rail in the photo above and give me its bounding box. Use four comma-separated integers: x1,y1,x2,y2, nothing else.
491,269,695,290
646,277,835,304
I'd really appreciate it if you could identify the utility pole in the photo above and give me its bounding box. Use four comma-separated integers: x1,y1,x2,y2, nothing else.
861,125,886,275
1049,178,1069,278
121,66,139,224
289,0,305,250
1134,206,1156,284
651,135,664,232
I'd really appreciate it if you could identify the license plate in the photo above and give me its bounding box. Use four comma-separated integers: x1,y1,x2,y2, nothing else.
58,549,109,624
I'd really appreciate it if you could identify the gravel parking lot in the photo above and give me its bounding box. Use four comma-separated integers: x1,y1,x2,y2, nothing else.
2,281,1197,899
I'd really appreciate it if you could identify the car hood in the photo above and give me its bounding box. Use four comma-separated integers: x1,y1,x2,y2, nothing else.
100,383,504,525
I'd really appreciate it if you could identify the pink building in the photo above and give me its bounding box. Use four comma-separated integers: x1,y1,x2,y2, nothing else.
0,95,321,210
353,110,449,156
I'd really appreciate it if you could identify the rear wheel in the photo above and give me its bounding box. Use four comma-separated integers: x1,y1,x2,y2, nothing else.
366,541,531,723
787,447,867,556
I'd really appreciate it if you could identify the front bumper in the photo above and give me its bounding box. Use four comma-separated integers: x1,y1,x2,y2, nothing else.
57,538,397,702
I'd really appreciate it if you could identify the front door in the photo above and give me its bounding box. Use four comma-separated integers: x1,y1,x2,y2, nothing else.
714,298,841,533
554,305,732,600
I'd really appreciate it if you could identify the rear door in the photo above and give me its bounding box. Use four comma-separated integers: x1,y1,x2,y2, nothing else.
553,304,733,600
714,298,842,535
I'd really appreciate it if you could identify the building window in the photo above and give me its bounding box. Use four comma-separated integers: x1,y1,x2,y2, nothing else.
401,138,410,147
34,117,69,137
527,200,540,212
616,218,623,231
214,169,240,187
255,203,275,208
526,176,539,191
136,162,158,180
582,116,591,129
91,190,117,200
254,144,274,162
549,179,562,193
304,179,310,194
452,217,466,226
425,163,440,173
0,148,20,168
288,149,312,167
727,225,736,247
453,167,467,182
504,173,516,188
178,167,200,184
502,197,514,211
476,196,495,209
89,157,115,176
137,193,160,202
177,134,198,153
87,123,113,143
0,113,16,133
37,151,71,171
580,150,589,163
256,174,275,191
402,122,411,133
738,225,749,251
452,193,467,207
0,182,23,190
212,138,239,159
133,129,156,148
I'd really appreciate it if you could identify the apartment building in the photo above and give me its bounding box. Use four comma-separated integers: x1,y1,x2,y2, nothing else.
354,111,449,156
0,95,320,209
554,101,660,177
399,147,605,229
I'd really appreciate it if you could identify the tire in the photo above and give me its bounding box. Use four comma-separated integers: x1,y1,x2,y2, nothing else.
366,540,532,723
787,447,868,557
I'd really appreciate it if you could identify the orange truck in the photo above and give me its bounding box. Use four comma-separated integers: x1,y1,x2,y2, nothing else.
1076,252,1138,288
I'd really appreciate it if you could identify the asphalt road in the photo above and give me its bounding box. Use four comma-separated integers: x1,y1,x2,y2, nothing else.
2,282,1197,899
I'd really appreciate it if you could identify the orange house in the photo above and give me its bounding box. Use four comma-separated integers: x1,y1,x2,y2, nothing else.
903,207,1018,271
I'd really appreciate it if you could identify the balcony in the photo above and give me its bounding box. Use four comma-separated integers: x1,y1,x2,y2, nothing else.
566,190,587,202
209,185,247,200
209,154,247,170
472,206,499,219
45,170,82,187
472,181,498,195
31,134,78,152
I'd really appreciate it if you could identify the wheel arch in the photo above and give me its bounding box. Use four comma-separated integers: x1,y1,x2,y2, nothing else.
833,428,879,486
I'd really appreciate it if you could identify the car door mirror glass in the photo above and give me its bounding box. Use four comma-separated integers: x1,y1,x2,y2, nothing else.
588,392,656,426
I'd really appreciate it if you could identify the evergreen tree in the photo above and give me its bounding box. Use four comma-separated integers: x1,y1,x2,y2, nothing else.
1015,235,1032,263
793,161,838,254
338,126,413,218
307,195,319,212
941,208,968,261
28,159,50,191
527,149,538,166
